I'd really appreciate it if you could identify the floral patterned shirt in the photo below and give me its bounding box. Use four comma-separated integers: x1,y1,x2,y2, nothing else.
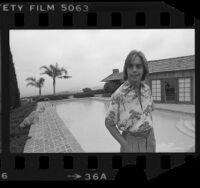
105,80,155,134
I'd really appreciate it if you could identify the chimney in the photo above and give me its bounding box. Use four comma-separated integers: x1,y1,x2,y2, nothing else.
113,69,119,74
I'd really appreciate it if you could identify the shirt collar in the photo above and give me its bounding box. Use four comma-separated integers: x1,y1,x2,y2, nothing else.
121,80,146,96
124,80,145,90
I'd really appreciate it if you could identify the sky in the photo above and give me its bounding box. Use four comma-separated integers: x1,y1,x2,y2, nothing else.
9,29,194,98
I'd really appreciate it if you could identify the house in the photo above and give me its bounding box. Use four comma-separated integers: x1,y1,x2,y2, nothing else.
101,55,195,104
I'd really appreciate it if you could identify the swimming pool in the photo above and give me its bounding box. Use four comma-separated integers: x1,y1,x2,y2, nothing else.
55,98,195,153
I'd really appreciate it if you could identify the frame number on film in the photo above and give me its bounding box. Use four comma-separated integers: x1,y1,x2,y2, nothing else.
85,173,107,181
1,172,8,180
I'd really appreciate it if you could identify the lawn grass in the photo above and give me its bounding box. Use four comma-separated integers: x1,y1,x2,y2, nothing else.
10,102,37,153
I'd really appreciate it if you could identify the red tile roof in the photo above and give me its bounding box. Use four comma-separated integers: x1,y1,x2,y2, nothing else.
101,55,194,82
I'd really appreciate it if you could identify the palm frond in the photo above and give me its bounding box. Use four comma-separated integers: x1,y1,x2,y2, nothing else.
40,63,71,81
40,66,53,76
49,64,58,77
53,64,63,77
40,65,51,71
61,68,68,75
38,77,45,87
26,77,36,82
49,64,56,72
26,82,38,88
38,77,45,82
57,69,63,77
40,70,53,77
58,75,72,79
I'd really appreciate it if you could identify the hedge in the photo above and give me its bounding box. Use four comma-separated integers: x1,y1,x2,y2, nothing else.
35,94,70,102
73,92,94,98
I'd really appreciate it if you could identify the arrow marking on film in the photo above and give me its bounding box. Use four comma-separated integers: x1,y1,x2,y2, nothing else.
67,173,82,180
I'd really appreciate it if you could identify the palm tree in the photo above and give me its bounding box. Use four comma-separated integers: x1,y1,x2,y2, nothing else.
26,77,45,97
40,63,71,95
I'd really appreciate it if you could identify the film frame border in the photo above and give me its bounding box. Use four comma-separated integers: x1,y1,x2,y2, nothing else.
0,1,199,182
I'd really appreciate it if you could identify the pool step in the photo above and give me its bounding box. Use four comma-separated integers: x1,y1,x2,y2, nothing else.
175,120,195,139
183,120,195,132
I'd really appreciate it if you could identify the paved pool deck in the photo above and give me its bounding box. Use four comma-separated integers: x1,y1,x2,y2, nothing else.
23,102,84,153
154,103,195,116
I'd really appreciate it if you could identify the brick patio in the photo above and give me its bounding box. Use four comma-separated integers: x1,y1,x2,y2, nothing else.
23,102,84,153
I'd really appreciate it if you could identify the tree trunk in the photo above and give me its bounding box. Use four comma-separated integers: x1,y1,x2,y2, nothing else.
39,87,41,97
53,78,56,95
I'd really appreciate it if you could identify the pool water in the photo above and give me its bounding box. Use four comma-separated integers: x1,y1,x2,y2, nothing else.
55,98,195,153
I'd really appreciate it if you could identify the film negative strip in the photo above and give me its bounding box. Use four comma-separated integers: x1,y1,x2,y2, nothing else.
0,1,199,183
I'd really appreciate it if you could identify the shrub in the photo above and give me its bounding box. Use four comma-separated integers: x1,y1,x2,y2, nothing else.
10,102,37,153
48,95,70,101
104,81,121,94
93,89,105,95
82,88,93,93
36,97,45,102
74,92,94,98
35,94,70,101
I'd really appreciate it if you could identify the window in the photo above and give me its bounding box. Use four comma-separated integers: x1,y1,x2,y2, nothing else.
152,80,161,101
178,78,191,102
164,79,176,102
